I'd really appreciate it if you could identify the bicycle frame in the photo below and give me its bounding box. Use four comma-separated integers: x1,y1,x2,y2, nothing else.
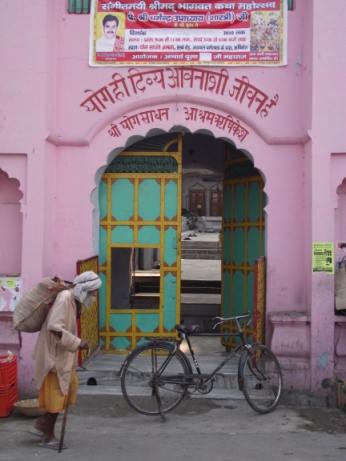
148,312,254,388
121,312,283,419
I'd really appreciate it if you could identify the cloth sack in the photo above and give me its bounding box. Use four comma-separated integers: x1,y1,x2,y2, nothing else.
13,277,70,332
335,268,346,311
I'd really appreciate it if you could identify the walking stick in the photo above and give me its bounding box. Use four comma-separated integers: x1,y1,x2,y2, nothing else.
58,350,79,453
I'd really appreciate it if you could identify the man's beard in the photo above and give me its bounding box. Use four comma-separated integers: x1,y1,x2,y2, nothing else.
83,294,96,310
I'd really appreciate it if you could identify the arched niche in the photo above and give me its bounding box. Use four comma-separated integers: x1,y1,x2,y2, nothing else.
334,178,346,264
0,169,23,275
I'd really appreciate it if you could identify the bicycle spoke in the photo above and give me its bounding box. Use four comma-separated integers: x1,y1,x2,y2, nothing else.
240,345,282,414
121,343,191,416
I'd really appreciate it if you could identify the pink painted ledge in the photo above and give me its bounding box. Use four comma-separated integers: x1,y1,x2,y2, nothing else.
269,311,311,324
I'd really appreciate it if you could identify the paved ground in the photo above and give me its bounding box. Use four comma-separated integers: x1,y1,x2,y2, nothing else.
1,395,346,461
181,259,221,281
181,230,221,282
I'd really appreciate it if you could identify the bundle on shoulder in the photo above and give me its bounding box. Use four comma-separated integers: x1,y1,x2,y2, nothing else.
13,277,72,333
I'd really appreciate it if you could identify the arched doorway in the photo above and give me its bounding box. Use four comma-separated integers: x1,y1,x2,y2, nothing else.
97,131,266,352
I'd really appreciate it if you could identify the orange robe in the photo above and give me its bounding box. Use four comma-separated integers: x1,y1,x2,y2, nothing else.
32,289,81,396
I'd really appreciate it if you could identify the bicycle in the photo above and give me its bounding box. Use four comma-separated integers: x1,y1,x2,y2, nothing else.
120,312,283,421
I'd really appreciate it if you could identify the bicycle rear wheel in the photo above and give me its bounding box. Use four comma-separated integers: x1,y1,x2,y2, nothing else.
120,342,192,416
239,344,282,414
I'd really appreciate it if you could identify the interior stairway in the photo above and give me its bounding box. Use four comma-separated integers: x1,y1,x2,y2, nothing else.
133,276,221,333
181,239,221,260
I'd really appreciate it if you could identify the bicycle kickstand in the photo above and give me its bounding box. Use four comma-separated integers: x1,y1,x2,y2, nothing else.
154,386,166,423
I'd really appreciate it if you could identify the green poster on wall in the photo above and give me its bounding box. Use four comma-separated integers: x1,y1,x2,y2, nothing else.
312,243,334,274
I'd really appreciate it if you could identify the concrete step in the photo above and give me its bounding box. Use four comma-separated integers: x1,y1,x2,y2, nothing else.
181,293,221,305
181,286,221,294
181,315,221,332
136,280,221,294
77,386,246,400
134,294,221,303
182,249,220,255
182,253,221,260
77,350,240,390
182,240,218,246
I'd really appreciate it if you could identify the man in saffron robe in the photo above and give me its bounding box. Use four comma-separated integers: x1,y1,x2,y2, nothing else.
30,271,102,450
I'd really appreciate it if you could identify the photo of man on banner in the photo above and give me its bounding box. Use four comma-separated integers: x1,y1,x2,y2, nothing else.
95,13,125,54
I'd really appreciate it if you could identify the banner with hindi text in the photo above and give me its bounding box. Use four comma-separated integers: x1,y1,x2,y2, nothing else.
89,0,287,67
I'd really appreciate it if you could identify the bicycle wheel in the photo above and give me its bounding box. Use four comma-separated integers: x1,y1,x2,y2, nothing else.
239,344,282,414
120,342,192,416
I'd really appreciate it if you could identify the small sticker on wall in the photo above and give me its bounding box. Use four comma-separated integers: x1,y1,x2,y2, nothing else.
312,243,334,274
0,277,22,312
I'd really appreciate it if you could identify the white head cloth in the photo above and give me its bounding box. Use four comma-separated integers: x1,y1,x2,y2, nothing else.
72,271,102,303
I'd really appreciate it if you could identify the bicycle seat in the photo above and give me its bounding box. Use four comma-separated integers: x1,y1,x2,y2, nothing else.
175,324,200,334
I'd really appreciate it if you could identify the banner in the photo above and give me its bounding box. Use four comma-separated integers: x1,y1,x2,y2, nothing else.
89,0,287,67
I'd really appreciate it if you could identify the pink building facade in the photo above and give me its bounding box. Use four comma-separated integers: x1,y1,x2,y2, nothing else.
0,0,346,398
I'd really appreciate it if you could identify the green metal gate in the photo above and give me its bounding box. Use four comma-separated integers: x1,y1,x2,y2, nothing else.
221,149,266,347
98,134,182,352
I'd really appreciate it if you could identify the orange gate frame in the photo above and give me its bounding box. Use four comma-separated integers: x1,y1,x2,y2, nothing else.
76,256,99,366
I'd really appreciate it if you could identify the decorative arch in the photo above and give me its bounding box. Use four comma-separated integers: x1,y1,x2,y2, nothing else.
334,177,346,262
0,168,23,274
91,122,268,256
0,155,27,205
331,153,346,209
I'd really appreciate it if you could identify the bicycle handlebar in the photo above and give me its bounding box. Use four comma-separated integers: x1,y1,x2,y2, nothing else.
212,312,253,330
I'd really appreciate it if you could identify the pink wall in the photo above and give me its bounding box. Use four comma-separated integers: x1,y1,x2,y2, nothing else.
306,1,346,393
0,0,346,396
0,0,58,395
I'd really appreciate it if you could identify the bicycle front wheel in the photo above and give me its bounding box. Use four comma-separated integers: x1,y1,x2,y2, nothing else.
239,344,282,414
120,342,191,416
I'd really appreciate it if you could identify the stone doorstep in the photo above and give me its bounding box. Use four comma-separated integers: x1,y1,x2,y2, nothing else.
181,241,219,247
76,383,335,407
77,385,245,400
182,252,220,257
181,287,221,294
181,250,220,255
182,248,219,253
181,254,221,259
181,308,221,318
77,355,240,390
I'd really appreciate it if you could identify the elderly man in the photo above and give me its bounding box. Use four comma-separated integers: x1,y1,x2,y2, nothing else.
29,271,102,450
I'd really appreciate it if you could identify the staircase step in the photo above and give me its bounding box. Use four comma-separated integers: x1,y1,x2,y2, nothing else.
134,280,221,295
77,352,241,390
78,386,246,400
181,315,221,332
182,249,220,254
181,286,221,294
181,253,221,258
182,280,221,288
182,242,218,246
